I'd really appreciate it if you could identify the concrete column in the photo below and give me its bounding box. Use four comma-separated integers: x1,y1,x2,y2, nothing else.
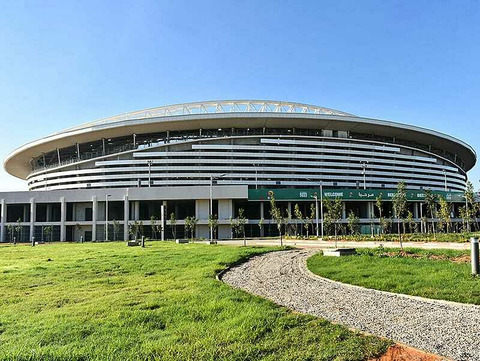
123,196,129,241
160,204,165,241
134,201,140,221
162,201,167,240
92,196,98,242
0,199,5,242
413,202,419,219
260,202,265,237
195,199,209,239
60,197,66,242
218,199,233,239
29,198,35,242
23,204,28,223
46,203,51,222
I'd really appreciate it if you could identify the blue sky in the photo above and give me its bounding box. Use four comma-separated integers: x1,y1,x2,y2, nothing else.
0,0,479,191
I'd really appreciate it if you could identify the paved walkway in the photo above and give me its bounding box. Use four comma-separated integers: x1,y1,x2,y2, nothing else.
221,250,480,361
217,239,471,250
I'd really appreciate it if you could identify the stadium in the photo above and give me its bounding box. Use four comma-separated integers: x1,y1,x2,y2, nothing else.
0,100,476,242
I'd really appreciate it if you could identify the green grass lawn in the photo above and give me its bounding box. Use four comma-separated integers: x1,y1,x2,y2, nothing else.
307,248,480,305
0,242,389,361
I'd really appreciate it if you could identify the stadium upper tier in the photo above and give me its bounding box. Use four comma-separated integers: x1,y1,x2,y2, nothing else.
3,100,476,192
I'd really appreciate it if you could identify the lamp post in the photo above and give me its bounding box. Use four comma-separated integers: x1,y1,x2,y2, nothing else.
319,181,324,240
105,194,111,241
210,174,226,242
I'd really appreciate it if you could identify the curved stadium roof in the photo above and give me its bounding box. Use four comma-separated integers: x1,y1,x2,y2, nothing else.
4,100,477,179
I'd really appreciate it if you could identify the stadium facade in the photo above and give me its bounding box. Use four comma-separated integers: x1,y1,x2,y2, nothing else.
0,100,476,242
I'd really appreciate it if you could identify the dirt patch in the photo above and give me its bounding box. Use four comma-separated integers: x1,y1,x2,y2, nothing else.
370,344,448,361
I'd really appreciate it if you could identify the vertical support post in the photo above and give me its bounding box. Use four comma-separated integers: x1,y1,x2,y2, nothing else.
471,237,479,276
46,203,51,222
60,197,66,242
57,148,61,166
315,196,319,237
320,182,324,240
124,195,129,241
92,196,98,242
76,143,81,161
29,198,35,243
419,202,424,233
0,199,5,243
134,201,140,221
105,195,109,242
260,202,264,237
209,175,213,243
160,204,165,241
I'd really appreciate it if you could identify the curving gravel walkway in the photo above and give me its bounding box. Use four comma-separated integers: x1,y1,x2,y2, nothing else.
221,250,480,361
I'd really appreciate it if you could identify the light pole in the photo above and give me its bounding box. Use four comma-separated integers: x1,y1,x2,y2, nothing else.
147,160,153,187
319,181,324,240
105,194,111,241
210,174,226,242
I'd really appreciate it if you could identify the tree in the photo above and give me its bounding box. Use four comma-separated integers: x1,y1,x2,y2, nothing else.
235,208,247,246
324,198,342,247
150,215,158,240
269,193,285,246
424,189,437,236
392,181,407,249
169,212,177,240
347,210,360,235
302,204,314,238
15,218,22,243
75,223,83,242
285,209,293,237
43,225,53,242
207,214,219,240
369,211,375,237
437,196,451,233
258,217,264,237
129,221,141,241
184,216,198,242
229,217,237,238
375,195,383,219
463,181,477,232
7,224,14,243
112,219,120,241
294,203,303,237
138,221,144,239
406,211,417,234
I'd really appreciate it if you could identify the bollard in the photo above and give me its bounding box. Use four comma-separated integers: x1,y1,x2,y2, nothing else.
80,236,84,244
13,236,16,245
471,237,479,276
141,236,145,248
31,236,35,247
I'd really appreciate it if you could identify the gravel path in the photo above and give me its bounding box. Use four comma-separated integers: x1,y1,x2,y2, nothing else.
221,250,480,361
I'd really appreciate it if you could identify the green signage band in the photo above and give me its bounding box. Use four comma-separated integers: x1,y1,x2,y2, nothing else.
248,188,464,202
